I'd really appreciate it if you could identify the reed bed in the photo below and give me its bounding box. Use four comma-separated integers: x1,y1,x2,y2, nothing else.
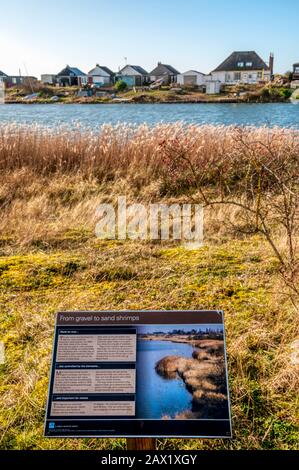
0,123,298,193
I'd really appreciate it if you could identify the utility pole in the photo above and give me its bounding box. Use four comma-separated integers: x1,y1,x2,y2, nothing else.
23,62,34,93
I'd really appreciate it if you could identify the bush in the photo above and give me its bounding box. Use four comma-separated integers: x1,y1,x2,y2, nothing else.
279,88,292,99
260,88,270,100
115,80,128,92
260,87,292,101
183,84,198,92
268,87,280,99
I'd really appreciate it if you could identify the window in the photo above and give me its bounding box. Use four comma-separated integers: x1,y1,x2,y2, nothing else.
257,71,263,80
234,72,241,81
225,73,231,82
246,62,253,67
237,62,244,67
295,67,299,73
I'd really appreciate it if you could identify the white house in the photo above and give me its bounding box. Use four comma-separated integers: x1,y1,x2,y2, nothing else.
88,65,114,87
177,70,206,87
116,65,149,87
211,51,273,85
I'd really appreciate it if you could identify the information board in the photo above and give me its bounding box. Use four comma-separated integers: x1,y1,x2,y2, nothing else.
45,310,232,438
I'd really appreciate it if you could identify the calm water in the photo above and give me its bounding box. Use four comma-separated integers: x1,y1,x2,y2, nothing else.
136,339,194,419
0,103,298,128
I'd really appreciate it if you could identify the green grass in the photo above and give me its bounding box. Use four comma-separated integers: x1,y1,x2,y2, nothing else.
0,236,298,450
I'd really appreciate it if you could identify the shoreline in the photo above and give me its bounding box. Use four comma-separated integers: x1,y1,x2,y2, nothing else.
140,337,196,346
140,335,223,347
154,339,228,420
141,337,193,343
2,99,292,105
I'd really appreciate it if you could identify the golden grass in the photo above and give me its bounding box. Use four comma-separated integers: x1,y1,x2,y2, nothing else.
0,123,298,450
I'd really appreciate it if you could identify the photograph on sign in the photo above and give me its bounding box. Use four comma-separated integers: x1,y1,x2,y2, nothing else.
45,311,232,438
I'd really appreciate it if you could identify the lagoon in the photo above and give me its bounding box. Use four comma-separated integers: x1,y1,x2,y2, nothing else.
136,339,194,419
0,103,299,128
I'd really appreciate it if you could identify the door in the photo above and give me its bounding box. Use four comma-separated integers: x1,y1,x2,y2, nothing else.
184,76,197,86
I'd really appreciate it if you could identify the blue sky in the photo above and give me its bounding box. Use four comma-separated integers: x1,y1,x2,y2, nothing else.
1,0,298,77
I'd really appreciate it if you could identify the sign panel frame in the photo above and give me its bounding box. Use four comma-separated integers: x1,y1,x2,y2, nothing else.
44,310,232,439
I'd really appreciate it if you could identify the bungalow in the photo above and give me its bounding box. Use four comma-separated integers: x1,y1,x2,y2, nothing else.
150,62,180,84
5,75,37,87
116,65,149,87
177,70,206,87
88,65,114,87
211,51,273,84
293,62,299,80
57,66,87,87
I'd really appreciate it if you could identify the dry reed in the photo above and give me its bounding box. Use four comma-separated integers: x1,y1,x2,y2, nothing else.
0,123,298,191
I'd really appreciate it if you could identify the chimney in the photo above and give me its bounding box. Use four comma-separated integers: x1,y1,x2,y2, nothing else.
269,53,274,78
